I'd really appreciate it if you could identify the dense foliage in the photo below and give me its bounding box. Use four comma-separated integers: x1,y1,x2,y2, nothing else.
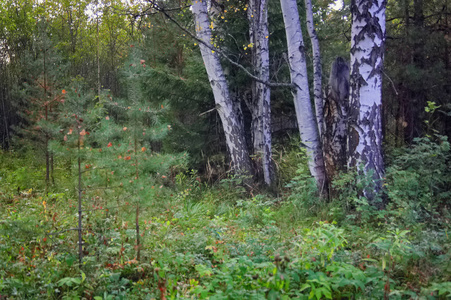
1,136,450,298
0,0,450,299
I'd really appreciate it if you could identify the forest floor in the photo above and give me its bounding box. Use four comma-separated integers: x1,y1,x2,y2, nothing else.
1,151,451,299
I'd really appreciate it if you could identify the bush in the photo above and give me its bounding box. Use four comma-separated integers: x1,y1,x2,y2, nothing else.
386,135,451,224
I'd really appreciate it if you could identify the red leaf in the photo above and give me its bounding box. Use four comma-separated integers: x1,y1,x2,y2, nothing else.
107,142,113,148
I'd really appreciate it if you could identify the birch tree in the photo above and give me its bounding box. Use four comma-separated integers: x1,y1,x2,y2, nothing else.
247,0,273,186
191,0,253,177
280,0,328,194
304,0,324,138
348,0,386,202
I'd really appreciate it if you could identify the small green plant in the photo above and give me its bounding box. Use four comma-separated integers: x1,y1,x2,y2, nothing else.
386,134,450,224
422,282,451,298
368,229,413,299
300,271,333,299
332,166,385,224
291,222,347,268
424,101,442,136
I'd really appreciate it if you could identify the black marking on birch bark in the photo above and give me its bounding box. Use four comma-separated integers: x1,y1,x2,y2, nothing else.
348,0,386,204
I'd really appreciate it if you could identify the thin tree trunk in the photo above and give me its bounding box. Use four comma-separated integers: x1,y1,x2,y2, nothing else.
77,126,83,268
136,204,140,262
43,33,50,191
192,0,253,177
248,0,273,186
304,0,324,138
248,0,263,155
280,0,328,195
96,0,101,98
348,0,386,204
1,75,11,148
50,153,54,185
134,127,140,262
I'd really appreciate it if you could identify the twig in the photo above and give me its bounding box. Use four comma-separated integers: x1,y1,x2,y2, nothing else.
383,70,399,95
144,1,294,89
199,107,217,116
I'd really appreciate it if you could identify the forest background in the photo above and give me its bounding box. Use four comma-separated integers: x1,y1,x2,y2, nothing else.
0,0,451,299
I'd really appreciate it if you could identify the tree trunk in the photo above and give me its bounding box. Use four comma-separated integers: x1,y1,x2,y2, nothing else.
96,0,101,98
248,0,273,187
323,57,349,186
77,126,83,268
192,0,253,177
280,0,328,195
44,32,50,190
348,0,386,204
304,0,324,138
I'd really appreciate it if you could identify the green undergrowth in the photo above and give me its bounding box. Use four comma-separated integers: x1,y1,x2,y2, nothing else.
1,137,451,299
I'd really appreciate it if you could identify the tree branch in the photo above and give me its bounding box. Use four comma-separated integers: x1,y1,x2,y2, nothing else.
143,1,294,89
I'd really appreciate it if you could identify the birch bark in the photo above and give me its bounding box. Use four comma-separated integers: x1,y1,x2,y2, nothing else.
280,0,328,194
248,0,273,186
348,0,386,203
304,0,324,138
192,0,253,177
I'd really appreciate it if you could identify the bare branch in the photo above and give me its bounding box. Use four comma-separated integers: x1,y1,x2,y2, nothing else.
143,1,294,89
199,106,217,116
382,70,399,95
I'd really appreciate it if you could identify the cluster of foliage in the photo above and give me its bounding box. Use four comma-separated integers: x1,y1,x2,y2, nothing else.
1,132,450,299
384,0,451,145
0,0,450,299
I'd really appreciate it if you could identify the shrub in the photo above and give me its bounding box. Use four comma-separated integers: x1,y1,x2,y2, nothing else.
386,135,451,224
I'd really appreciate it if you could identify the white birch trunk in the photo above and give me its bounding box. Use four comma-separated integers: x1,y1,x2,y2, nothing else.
248,0,263,156
280,0,328,194
192,0,253,176
248,0,273,186
304,0,324,138
348,0,386,203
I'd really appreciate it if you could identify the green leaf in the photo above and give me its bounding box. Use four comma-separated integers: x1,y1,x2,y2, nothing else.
300,283,311,292
315,288,322,299
322,288,332,299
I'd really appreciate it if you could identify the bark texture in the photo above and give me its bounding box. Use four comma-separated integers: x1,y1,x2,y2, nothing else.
248,0,273,186
304,0,324,138
323,57,349,184
192,0,253,176
348,0,386,202
280,0,328,194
